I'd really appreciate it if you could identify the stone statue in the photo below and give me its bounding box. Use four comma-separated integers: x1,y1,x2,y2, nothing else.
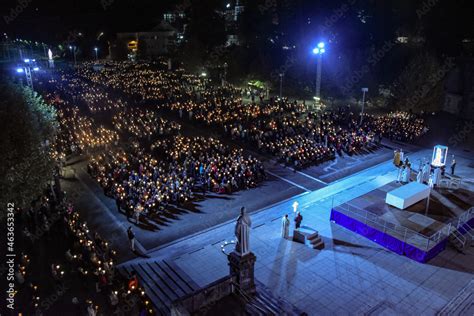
235,207,251,255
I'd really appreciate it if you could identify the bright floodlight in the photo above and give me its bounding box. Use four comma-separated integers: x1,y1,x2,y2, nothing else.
320,48,325,53
226,3,231,8
69,45,72,49
16,68,24,73
24,59,30,63
94,47,98,51
312,48,320,55
317,42,325,48
201,72,207,77
33,67,39,71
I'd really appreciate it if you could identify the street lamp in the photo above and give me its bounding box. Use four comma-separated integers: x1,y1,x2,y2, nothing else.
360,87,368,125
94,47,98,61
200,72,208,90
222,62,228,87
312,42,325,104
69,45,77,66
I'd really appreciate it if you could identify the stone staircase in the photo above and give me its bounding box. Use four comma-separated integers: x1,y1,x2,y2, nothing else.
307,231,325,250
118,259,199,315
243,280,303,315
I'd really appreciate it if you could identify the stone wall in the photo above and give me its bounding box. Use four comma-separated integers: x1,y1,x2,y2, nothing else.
170,276,235,316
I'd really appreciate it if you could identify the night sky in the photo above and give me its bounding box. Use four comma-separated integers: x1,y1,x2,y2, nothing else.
1,0,473,58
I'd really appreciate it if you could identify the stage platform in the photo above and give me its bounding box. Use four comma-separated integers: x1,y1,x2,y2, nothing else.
330,181,474,263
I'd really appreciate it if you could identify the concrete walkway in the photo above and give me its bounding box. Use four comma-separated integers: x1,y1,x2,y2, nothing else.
121,148,474,315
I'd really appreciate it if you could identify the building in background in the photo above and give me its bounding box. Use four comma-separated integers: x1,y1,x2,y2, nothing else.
111,21,179,60
443,57,474,119
110,9,188,60
224,0,245,46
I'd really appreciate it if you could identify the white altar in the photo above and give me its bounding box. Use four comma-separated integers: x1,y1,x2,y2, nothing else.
385,182,430,210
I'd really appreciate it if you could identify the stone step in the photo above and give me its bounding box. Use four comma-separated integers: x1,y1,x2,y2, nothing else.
162,260,199,292
245,301,267,316
140,263,181,303
307,231,319,240
121,265,169,315
312,240,325,250
253,280,303,315
152,261,193,296
309,236,322,244
133,264,174,308
119,259,201,315
253,291,283,314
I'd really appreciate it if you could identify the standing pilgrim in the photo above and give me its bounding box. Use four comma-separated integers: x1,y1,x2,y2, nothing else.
402,165,411,183
393,149,401,167
422,163,431,184
281,214,290,239
235,207,251,255
294,212,303,230
397,166,404,183
416,168,423,183
450,156,456,175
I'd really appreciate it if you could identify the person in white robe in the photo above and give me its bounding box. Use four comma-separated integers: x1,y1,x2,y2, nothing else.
281,214,290,239
416,169,423,183
397,166,404,183
428,174,435,188
402,166,411,183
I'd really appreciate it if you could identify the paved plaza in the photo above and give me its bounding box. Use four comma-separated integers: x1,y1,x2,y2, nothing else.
61,140,398,261
119,147,474,315
61,143,474,315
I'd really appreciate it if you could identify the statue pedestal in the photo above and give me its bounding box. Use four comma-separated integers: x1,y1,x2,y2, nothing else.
228,251,256,295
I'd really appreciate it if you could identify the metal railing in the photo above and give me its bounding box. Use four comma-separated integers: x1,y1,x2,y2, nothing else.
450,229,466,249
332,202,451,251
451,207,474,239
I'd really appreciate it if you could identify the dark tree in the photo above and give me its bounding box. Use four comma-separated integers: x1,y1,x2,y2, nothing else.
0,83,58,210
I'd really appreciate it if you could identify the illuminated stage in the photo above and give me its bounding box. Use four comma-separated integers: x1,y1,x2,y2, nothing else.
331,180,474,263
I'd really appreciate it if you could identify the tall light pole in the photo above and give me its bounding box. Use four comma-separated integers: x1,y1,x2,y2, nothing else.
312,42,325,104
279,73,284,98
69,45,77,66
201,72,207,86
222,62,228,87
94,47,98,61
16,58,39,89
360,87,368,125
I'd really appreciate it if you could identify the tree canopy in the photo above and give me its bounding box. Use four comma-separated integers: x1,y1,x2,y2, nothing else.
0,83,58,210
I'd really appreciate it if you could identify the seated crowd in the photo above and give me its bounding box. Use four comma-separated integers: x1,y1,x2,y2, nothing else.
112,108,181,140
73,62,427,169
87,136,265,220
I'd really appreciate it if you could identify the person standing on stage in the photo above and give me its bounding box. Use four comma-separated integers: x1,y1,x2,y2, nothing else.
294,212,303,230
281,214,290,239
450,156,456,175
